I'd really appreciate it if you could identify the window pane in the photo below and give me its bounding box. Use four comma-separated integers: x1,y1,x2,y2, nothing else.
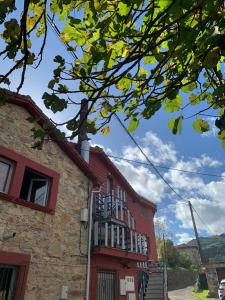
20,168,50,207
0,160,12,193
0,265,18,300
29,179,49,206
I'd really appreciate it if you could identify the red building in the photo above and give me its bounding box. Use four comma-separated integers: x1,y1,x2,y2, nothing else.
88,146,157,300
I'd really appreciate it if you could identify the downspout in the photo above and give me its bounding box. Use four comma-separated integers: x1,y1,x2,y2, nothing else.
85,189,100,300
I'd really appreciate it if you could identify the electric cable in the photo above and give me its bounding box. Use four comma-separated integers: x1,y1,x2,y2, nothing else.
114,114,187,203
46,13,224,241
192,206,216,236
78,148,225,179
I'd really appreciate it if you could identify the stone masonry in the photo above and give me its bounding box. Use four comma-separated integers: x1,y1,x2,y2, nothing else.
0,102,92,300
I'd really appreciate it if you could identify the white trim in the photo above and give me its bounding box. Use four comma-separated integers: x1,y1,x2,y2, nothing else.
0,157,14,193
27,178,49,206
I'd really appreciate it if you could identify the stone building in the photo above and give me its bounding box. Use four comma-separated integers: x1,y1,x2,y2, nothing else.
176,243,201,265
0,90,97,300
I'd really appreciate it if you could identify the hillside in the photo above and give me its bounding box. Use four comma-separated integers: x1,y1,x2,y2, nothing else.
187,234,225,262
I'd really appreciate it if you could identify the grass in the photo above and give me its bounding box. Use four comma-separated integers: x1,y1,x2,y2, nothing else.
192,290,209,300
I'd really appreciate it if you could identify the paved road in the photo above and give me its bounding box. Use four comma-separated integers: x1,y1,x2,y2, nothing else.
168,286,199,300
168,286,218,300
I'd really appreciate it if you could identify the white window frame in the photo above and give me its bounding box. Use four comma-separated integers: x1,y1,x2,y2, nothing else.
0,157,14,193
27,178,49,206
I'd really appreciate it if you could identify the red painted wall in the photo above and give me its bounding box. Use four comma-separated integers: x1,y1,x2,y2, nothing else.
91,255,139,300
89,149,158,300
89,149,157,261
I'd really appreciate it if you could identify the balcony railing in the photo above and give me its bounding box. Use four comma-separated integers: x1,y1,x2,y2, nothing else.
92,193,148,255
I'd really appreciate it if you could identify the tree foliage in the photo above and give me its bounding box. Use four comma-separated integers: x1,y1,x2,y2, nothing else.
157,238,196,269
1,0,225,146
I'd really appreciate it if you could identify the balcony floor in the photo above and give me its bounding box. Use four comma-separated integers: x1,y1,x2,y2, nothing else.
93,246,147,261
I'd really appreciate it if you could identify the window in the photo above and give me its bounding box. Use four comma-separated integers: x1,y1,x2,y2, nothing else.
0,145,59,214
0,265,18,300
20,168,50,207
0,157,13,193
0,251,31,300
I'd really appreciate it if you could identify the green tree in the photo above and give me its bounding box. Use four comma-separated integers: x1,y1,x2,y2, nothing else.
1,1,225,146
157,238,195,269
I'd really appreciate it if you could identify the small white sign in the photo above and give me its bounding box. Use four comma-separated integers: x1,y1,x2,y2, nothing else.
125,276,135,292
120,279,126,295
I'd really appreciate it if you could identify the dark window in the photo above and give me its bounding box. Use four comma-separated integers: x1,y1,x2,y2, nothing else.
0,158,13,193
0,265,18,300
20,168,50,206
97,270,116,300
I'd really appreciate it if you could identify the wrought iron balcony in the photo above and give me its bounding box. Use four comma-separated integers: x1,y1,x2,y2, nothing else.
92,192,148,256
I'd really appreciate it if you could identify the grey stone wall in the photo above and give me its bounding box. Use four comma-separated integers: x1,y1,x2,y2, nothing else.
167,269,197,291
0,103,91,300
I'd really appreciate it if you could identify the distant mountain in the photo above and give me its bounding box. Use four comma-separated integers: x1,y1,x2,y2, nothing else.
187,234,225,261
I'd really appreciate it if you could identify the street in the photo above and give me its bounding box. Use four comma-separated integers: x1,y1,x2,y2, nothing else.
169,286,219,300
168,286,206,300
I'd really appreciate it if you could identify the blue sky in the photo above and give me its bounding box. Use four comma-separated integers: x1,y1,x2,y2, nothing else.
1,17,225,245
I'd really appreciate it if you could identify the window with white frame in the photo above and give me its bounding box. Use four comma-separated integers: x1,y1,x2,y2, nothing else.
20,168,50,206
0,157,14,193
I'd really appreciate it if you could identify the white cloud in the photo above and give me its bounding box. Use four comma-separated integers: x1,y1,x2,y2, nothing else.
176,232,193,244
202,117,219,138
113,160,165,203
174,196,225,235
121,131,177,165
92,131,225,237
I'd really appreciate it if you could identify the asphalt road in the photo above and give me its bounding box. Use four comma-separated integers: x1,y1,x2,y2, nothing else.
168,286,219,300
168,286,201,300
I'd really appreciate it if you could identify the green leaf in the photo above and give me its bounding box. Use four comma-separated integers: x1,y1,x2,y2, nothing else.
48,79,56,89
101,126,110,136
189,93,200,105
118,2,130,16
42,92,68,113
203,47,221,69
192,118,210,134
181,81,197,93
54,55,65,65
31,127,47,139
164,95,182,112
128,116,139,132
116,78,131,92
144,56,156,64
168,115,183,135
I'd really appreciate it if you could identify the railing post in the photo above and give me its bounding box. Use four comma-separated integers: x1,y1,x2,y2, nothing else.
130,230,133,252
122,228,125,249
94,221,99,246
128,210,131,228
115,197,118,219
117,226,120,247
120,190,124,221
135,232,138,253
111,224,114,247
103,196,107,218
105,222,108,246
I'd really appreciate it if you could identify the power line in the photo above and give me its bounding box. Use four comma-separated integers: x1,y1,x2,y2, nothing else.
114,114,186,202
106,153,225,179
80,148,225,179
192,206,216,236
47,15,222,238
47,16,225,181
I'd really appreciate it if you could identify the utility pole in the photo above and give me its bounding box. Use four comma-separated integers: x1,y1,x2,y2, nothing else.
188,201,205,265
162,233,167,264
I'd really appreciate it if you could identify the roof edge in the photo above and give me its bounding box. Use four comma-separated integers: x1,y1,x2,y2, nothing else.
1,88,98,185
91,146,157,210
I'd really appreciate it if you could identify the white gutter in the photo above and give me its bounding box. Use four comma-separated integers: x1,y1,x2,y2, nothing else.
85,189,100,300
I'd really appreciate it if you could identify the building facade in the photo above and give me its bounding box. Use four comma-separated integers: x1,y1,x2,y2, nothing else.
176,244,201,265
88,146,157,300
0,90,97,300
